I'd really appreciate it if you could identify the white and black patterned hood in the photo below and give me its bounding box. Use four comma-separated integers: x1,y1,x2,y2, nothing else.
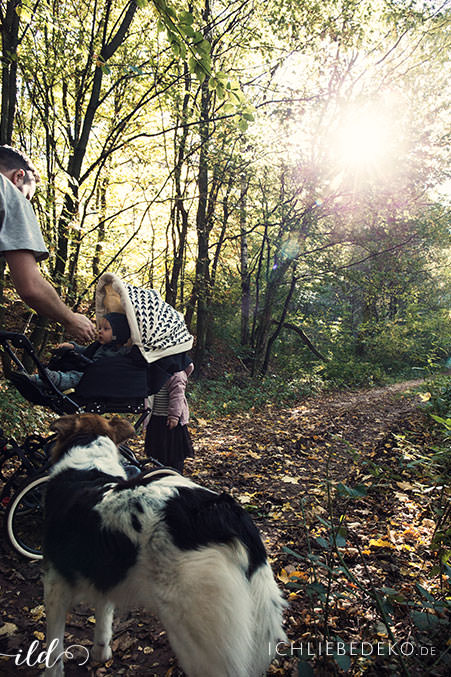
95,273,193,364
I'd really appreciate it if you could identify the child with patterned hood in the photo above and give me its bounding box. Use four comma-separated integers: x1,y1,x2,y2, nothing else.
32,312,131,391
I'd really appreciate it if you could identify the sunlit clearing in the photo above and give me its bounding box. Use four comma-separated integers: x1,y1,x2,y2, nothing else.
333,109,391,171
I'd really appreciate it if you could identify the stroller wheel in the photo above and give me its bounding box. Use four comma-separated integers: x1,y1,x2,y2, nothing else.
4,474,48,560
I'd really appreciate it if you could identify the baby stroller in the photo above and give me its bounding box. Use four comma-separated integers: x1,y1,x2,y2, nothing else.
0,273,193,560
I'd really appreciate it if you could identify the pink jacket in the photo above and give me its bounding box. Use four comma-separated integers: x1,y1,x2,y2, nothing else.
166,362,194,426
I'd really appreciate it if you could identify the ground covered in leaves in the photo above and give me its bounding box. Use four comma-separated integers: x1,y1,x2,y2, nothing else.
0,380,449,676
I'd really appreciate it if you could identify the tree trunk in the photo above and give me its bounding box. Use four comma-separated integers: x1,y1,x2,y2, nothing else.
239,173,250,346
53,1,137,292
251,254,293,374
260,267,297,375
166,63,191,306
0,0,20,326
92,174,108,278
193,78,210,367
0,0,20,145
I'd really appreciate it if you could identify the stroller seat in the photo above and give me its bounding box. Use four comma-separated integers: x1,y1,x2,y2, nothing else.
0,273,194,417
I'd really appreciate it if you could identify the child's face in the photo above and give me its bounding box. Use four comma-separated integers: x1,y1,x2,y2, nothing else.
98,318,113,345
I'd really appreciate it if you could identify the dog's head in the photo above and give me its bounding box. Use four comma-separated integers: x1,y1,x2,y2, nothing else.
49,413,135,462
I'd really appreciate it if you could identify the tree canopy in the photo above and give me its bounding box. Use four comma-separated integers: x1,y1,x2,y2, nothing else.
0,0,449,378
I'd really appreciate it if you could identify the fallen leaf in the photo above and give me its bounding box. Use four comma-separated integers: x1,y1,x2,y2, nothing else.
0,623,17,637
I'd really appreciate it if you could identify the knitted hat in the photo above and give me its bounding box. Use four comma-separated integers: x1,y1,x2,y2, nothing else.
104,312,131,345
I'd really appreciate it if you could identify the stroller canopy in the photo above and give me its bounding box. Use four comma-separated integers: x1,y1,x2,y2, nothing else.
96,273,193,363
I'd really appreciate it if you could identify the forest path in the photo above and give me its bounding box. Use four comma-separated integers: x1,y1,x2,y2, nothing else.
188,378,426,502
1,378,446,676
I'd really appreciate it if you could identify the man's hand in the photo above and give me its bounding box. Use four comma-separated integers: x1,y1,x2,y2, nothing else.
64,313,96,343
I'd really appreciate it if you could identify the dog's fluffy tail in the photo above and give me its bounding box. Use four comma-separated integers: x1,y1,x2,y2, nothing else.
155,540,285,677
249,559,287,675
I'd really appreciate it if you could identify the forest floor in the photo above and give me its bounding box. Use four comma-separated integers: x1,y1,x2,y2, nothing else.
0,379,449,676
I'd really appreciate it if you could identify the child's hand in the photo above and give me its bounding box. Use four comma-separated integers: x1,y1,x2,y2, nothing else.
167,416,179,429
57,342,75,350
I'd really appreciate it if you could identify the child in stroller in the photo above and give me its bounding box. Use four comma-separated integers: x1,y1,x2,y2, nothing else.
0,273,195,559
1,272,194,413
31,312,131,392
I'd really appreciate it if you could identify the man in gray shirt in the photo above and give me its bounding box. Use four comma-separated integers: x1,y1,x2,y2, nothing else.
0,145,95,342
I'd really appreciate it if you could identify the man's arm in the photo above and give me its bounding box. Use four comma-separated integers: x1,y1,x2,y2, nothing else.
4,250,96,342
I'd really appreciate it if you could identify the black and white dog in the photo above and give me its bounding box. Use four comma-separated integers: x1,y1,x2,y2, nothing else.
43,414,286,676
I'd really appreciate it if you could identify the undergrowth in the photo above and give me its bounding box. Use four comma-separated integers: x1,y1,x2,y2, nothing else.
190,372,324,418
279,376,450,676
0,377,54,439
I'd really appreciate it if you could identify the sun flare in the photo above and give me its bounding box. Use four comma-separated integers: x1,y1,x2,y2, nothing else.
333,109,391,171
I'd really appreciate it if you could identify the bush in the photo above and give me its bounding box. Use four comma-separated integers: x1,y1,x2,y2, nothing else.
189,372,323,418
322,357,387,388
421,375,451,418
0,376,53,439
355,307,450,374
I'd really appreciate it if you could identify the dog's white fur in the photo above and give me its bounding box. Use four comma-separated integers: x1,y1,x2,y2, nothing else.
43,415,286,676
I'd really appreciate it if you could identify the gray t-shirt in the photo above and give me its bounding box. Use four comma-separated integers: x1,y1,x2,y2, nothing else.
0,174,48,261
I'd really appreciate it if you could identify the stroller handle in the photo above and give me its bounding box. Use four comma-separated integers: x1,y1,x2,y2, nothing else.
0,330,35,352
0,330,80,414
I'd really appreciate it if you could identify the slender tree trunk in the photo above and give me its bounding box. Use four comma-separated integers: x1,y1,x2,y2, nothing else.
252,257,292,374
0,0,20,145
53,1,137,291
250,221,268,360
0,0,20,327
166,62,191,306
239,173,250,346
193,79,211,366
92,174,108,278
260,266,297,375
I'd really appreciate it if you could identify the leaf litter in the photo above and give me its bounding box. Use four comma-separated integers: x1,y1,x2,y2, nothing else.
0,379,449,675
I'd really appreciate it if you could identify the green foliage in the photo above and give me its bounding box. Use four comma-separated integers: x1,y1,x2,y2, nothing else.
283,481,450,675
189,372,323,419
0,378,53,439
421,375,451,419
354,308,451,374
151,0,254,126
322,357,387,388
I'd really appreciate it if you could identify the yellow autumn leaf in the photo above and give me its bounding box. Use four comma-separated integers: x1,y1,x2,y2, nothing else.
281,476,300,484
248,451,261,459
237,492,257,504
30,604,46,621
278,568,308,584
369,538,396,549
278,568,290,583
418,392,431,402
0,623,17,637
33,631,45,641
396,481,415,491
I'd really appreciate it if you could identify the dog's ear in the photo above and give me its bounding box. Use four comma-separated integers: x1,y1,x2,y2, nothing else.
49,415,79,439
108,416,135,444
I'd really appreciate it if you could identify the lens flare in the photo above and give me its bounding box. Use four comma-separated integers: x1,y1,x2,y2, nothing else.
334,110,391,170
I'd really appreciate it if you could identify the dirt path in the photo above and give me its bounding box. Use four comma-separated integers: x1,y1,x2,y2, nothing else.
1,379,446,676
